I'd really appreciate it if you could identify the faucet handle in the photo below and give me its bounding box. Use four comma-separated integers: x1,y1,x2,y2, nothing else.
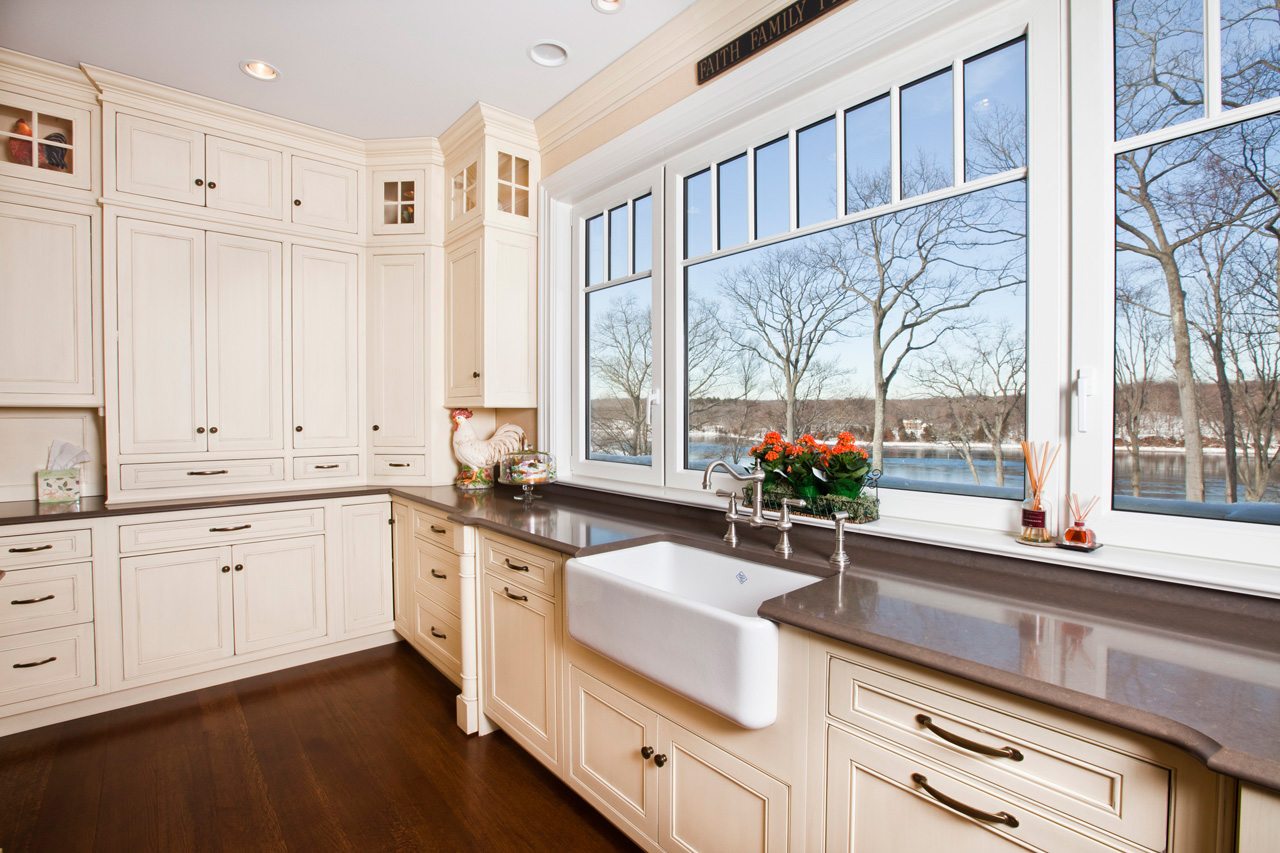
782,498,807,507
715,489,736,499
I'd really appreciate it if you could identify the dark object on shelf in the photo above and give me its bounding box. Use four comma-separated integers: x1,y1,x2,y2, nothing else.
8,117,33,165
1055,541,1103,553
41,133,69,170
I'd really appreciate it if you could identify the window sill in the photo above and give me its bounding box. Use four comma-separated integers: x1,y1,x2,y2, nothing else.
556,474,1280,600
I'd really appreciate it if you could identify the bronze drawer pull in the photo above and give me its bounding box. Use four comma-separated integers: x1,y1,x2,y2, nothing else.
915,714,1024,761
388,462,411,468
209,524,252,533
430,569,447,579
7,544,53,553
503,558,530,572
503,587,528,602
11,594,55,605
911,773,1019,827
13,656,57,669
314,464,340,470
429,525,447,534
430,627,447,639
188,469,229,476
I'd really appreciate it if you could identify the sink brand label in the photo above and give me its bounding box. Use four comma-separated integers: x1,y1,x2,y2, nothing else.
736,571,749,585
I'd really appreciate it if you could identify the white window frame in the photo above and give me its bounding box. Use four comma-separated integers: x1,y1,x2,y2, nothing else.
1069,0,1280,566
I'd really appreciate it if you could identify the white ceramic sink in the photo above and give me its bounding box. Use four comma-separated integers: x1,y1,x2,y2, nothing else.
565,541,822,728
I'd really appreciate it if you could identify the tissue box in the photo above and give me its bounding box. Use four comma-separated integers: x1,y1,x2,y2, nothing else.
37,468,81,504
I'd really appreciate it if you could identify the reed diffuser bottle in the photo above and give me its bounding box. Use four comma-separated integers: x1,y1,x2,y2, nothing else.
1062,493,1100,549
1017,441,1060,546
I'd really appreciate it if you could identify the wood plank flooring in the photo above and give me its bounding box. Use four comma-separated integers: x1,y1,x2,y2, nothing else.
0,642,639,852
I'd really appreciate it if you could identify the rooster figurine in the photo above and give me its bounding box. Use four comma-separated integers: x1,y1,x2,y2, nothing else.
450,408,525,490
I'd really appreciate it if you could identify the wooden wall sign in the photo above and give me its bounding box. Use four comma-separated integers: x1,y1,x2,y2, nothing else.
696,0,852,85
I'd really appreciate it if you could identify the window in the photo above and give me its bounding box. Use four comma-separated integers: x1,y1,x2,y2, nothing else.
1109,0,1279,526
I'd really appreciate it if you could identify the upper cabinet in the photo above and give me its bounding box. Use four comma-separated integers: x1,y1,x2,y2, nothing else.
0,87,92,192
291,245,359,449
372,169,424,236
206,135,283,220
291,156,359,233
368,253,427,448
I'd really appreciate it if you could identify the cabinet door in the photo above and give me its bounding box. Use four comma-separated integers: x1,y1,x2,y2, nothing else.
392,501,414,635
569,667,660,843
291,245,359,448
0,203,94,402
205,136,283,219
290,156,358,233
341,502,393,633
482,573,557,766
368,254,426,448
116,114,205,205
117,219,207,454
120,546,233,679
444,238,483,402
206,232,283,451
824,725,1105,853
231,535,326,654
657,717,790,853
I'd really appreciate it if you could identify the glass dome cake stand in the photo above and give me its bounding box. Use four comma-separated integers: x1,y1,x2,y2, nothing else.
499,450,557,502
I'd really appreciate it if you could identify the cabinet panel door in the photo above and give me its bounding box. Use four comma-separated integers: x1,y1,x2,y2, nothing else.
444,239,483,402
341,502,393,633
824,725,1105,853
206,233,283,451
205,136,283,219
368,254,426,448
569,667,660,843
0,203,94,401
482,573,557,766
231,535,326,654
120,546,233,679
116,114,205,205
290,156,358,233
392,501,414,635
117,219,207,454
291,246,359,448
658,717,790,853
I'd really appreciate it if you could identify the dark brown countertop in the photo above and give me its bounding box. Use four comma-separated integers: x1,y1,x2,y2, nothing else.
3,483,1277,790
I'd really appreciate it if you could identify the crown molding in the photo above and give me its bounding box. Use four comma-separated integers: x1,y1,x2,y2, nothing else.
533,0,779,165
439,101,538,162
0,46,99,104
365,136,444,166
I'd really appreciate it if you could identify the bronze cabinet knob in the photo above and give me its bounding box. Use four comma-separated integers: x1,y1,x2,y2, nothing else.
295,425,303,432
195,178,204,187
293,199,302,206
196,427,205,434
207,181,216,189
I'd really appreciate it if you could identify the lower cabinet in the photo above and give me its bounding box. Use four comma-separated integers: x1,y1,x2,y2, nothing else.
482,571,558,767
121,535,326,680
391,500,414,637
340,502,393,635
568,667,790,853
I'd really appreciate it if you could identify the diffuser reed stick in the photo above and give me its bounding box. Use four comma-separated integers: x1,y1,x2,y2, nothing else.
1017,440,1060,544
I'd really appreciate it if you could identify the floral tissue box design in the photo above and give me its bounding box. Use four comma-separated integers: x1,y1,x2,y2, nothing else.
37,468,81,504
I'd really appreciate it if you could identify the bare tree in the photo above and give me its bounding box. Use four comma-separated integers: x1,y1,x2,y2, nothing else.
1115,280,1165,496
686,295,733,429
588,293,651,458
715,244,862,440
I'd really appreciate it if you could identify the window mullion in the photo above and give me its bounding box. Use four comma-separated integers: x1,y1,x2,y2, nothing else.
890,84,903,204
952,57,966,185
1204,0,1223,118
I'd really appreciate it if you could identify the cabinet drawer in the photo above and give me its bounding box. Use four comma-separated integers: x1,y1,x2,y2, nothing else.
373,454,426,477
412,538,461,616
120,458,285,490
0,562,93,637
482,535,557,600
412,593,461,678
412,507,461,552
120,507,325,554
0,528,91,570
293,455,359,479
827,655,1171,850
0,623,95,706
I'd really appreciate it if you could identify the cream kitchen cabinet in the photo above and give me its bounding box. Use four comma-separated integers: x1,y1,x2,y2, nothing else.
391,500,414,638
443,228,537,408
0,87,93,192
368,253,426,451
116,220,283,455
340,502,394,635
115,113,283,219
290,156,359,233
0,201,97,405
121,535,326,682
568,666,790,853
291,245,359,449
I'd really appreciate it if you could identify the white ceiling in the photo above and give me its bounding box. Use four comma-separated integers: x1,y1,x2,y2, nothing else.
0,0,697,139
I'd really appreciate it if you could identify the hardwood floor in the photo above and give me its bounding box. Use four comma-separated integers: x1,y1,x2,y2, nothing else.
0,642,639,852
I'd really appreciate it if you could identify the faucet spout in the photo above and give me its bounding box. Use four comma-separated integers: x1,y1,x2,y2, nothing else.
702,458,766,526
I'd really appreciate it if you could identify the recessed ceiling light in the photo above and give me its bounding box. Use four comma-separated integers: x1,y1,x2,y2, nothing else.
240,60,280,81
592,0,623,13
528,41,569,67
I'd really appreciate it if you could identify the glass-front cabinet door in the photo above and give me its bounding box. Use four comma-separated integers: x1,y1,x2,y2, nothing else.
372,169,425,235
0,88,91,190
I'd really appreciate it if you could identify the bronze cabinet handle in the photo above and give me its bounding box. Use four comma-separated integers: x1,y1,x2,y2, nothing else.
653,753,667,768
295,425,303,432
221,565,231,573
387,463,411,468
294,198,302,206
11,594,55,605
8,544,53,553
196,426,206,434
429,525,447,534
209,426,218,434
430,569,447,579
209,524,252,533
314,464,340,470
910,773,1019,827
372,424,380,431
915,714,1024,761
188,469,229,476
207,181,217,189
430,627,447,639
503,587,528,602
194,178,204,187
13,656,57,669
640,746,655,760
503,558,530,572
234,564,244,572
472,371,481,378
